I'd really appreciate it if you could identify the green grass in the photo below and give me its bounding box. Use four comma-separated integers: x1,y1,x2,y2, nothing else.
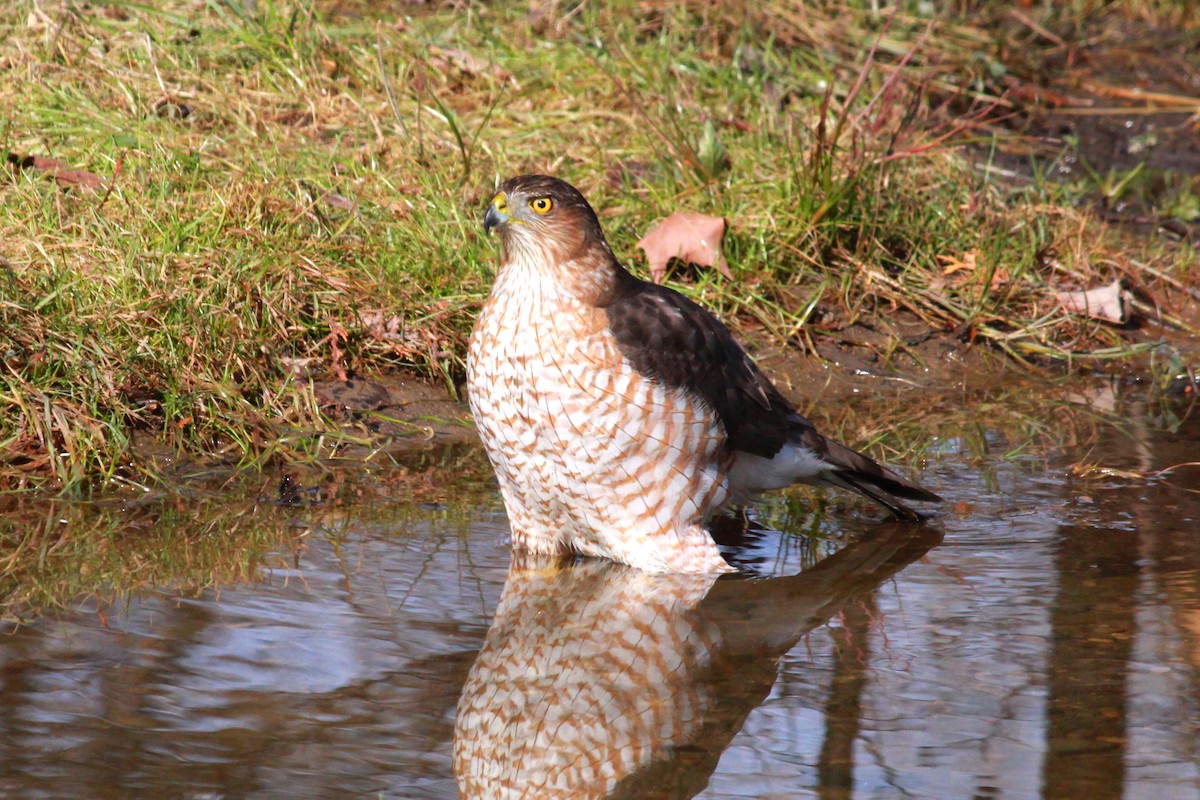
0,0,1196,491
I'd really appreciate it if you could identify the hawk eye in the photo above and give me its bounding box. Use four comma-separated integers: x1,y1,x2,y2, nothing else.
529,197,553,214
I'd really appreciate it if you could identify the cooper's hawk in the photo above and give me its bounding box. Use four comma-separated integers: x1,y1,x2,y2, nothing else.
467,175,939,574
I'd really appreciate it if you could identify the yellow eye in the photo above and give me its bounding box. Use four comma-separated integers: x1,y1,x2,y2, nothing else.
529,197,553,214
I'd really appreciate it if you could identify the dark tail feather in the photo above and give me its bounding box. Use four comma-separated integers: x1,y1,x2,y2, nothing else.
827,472,928,522
818,437,942,522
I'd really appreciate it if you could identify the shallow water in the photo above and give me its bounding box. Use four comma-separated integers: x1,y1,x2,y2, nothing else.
2,383,1200,799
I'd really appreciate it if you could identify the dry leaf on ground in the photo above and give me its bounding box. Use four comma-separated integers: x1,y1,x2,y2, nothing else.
319,190,355,211
636,211,731,283
7,152,105,191
1055,279,1128,324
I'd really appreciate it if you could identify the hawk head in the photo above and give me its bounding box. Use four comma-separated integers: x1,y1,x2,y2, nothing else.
483,175,611,268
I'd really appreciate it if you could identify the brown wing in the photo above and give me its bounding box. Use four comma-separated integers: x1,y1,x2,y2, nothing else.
603,270,942,513
603,270,813,460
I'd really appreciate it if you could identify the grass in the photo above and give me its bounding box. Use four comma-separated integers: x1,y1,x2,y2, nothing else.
0,0,1197,491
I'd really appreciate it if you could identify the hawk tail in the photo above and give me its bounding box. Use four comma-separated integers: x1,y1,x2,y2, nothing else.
818,438,942,522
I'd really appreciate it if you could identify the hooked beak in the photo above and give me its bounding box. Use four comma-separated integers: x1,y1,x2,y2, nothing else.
483,192,510,233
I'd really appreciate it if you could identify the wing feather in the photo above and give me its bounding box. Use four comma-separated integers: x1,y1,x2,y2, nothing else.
604,271,809,459
602,270,941,512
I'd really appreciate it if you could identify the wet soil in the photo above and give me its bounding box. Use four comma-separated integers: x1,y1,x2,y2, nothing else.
984,17,1200,243
280,302,1197,478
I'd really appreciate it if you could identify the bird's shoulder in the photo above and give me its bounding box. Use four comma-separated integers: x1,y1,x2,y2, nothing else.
602,271,813,459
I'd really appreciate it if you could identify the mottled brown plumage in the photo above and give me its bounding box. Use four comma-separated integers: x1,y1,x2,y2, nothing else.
466,175,939,574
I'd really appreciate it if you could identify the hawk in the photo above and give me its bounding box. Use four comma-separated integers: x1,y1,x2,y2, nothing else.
466,175,940,574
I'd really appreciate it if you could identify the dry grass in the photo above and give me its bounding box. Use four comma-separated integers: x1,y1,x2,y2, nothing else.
0,0,1196,491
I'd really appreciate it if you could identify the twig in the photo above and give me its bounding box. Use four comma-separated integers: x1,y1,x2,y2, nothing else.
1148,461,1200,477
1007,9,1067,48
1081,81,1200,109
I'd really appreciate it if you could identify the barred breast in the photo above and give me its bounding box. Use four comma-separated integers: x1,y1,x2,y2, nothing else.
466,256,733,574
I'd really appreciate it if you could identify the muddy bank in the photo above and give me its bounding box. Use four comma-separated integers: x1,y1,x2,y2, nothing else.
996,20,1200,242
206,305,1200,488
213,319,1195,503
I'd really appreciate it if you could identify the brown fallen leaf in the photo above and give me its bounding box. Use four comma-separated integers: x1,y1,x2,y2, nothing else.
319,189,355,211
636,211,731,283
8,152,105,191
1055,279,1128,325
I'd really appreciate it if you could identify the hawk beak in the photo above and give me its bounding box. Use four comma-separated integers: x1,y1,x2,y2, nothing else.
484,193,509,233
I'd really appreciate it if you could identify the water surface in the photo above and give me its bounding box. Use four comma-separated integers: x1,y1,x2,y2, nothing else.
2,382,1199,799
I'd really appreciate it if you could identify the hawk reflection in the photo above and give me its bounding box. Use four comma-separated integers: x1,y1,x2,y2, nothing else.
454,525,940,798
